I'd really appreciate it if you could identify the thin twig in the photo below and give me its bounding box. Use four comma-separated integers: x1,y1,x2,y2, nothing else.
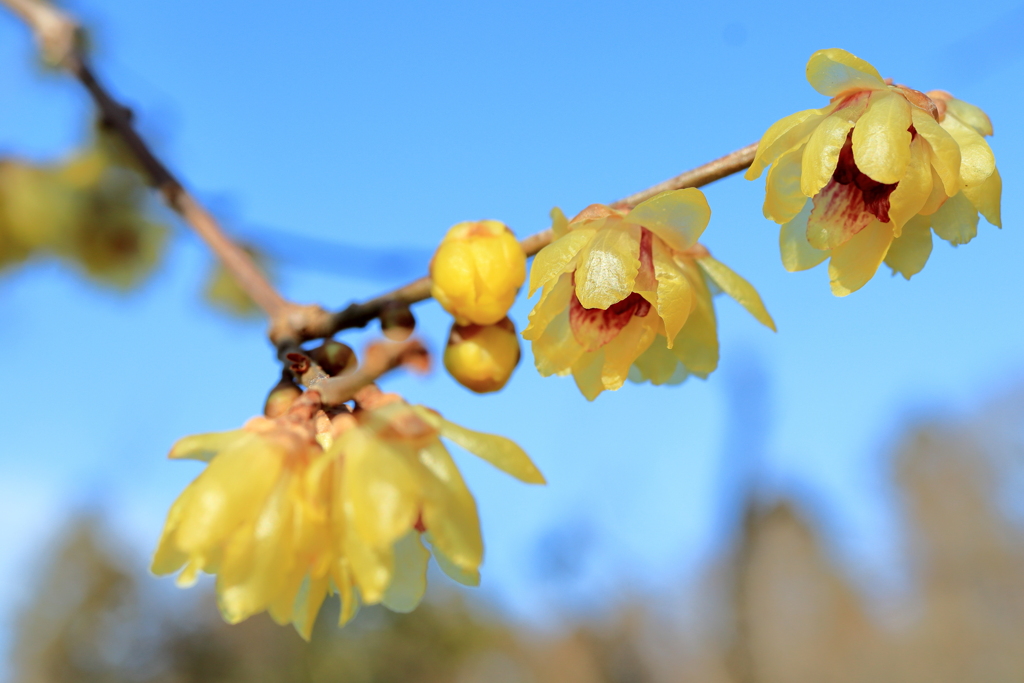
315,143,759,341
316,340,429,406
2,0,289,319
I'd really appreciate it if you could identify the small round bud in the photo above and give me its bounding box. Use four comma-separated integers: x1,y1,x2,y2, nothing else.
430,220,526,326
381,302,416,341
309,340,357,376
264,375,303,418
443,318,520,394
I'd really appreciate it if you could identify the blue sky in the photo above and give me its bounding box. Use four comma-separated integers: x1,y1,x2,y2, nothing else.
1,0,1022,671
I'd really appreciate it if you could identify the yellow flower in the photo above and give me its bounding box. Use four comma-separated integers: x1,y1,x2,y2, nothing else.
331,396,544,613
523,189,775,401
747,48,999,295
443,317,521,393
430,220,526,325
153,391,544,640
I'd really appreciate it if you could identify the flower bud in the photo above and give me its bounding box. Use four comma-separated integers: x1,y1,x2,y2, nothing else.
430,220,526,326
264,375,303,418
309,340,357,376
381,302,416,341
444,318,520,393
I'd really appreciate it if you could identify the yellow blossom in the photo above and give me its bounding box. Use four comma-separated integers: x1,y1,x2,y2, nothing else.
444,317,521,393
522,189,775,401
747,48,999,295
152,391,543,640
430,220,526,325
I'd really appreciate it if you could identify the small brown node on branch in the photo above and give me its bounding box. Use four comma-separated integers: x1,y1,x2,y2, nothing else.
380,302,416,341
309,340,357,377
285,352,311,376
269,302,334,349
264,373,303,418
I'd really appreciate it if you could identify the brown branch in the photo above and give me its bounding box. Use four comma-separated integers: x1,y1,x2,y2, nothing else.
315,340,429,406
2,0,289,319
313,142,759,341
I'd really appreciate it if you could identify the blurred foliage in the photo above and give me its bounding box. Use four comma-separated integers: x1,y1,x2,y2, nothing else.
201,244,268,318
13,396,1024,683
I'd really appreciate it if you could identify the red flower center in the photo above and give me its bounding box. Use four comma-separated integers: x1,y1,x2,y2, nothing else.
832,132,898,223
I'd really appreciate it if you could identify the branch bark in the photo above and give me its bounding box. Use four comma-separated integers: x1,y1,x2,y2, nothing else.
2,0,289,319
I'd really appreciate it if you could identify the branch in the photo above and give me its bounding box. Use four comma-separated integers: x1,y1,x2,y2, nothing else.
312,143,758,340
2,0,289,319
315,340,429,406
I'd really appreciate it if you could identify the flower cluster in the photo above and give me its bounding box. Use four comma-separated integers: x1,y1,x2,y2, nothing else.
524,189,775,400
747,48,1000,295
152,389,543,639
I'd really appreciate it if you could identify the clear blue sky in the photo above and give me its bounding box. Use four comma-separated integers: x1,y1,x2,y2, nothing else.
1,0,1022,671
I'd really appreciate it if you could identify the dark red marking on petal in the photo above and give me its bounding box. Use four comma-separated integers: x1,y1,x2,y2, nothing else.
569,291,651,352
633,228,657,292
414,512,427,533
827,132,898,225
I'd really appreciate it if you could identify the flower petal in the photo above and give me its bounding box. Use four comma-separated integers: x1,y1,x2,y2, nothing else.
884,214,933,280
940,114,995,188
531,308,585,376
600,315,657,391
801,93,870,197
343,428,421,548
764,146,807,224
746,108,829,180
571,350,606,401
697,256,776,331
169,430,250,462
631,339,687,385
913,109,962,196
930,191,979,246
779,200,829,272
670,269,718,377
574,223,641,309
806,178,874,251
945,98,993,136
887,136,933,233
962,166,1001,228
852,91,912,184
381,532,430,613
805,48,887,97
523,273,572,341
624,188,711,252
919,167,949,216
425,534,480,587
437,417,545,484
828,219,894,296
551,206,570,239
528,229,594,296
651,238,692,344
415,438,483,571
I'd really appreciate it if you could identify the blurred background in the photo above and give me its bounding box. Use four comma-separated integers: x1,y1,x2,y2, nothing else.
1,0,1022,681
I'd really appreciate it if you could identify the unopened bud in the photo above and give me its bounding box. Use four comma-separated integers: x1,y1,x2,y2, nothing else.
309,340,357,376
264,375,303,418
443,318,520,393
381,302,416,341
430,220,526,325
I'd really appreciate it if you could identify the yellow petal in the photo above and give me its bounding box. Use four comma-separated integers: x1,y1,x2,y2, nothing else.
918,167,949,216
574,223,641,309
531,308,585,377
764,146,807,224
415,438,483,571
151,486,196,576
806,179,873,251
913,109,961,196
342,428,420,547
292,574,330,641
425,534,480,587
529,229,594,296
551,206,570,239
805,48,887,97
801,94,870,197
940,114,995,188
334,560,360,627
571,350,606,401
945,98,993,136
962,166,1001,227
884,214,933,280
779,200,829,272
381,532,430,613
828,220,894,296
631,339,686,385
651,238,692,343
523,272,572,341
169,430,250,462
697,256,776,331
852,91,912,184
343,516,393,604
930,191,979,246
173,437,284,557
887,136,933,233
746,107,829,180
670,270,718,377
436,416,545,484
624,188,711,252
600,315,657,391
